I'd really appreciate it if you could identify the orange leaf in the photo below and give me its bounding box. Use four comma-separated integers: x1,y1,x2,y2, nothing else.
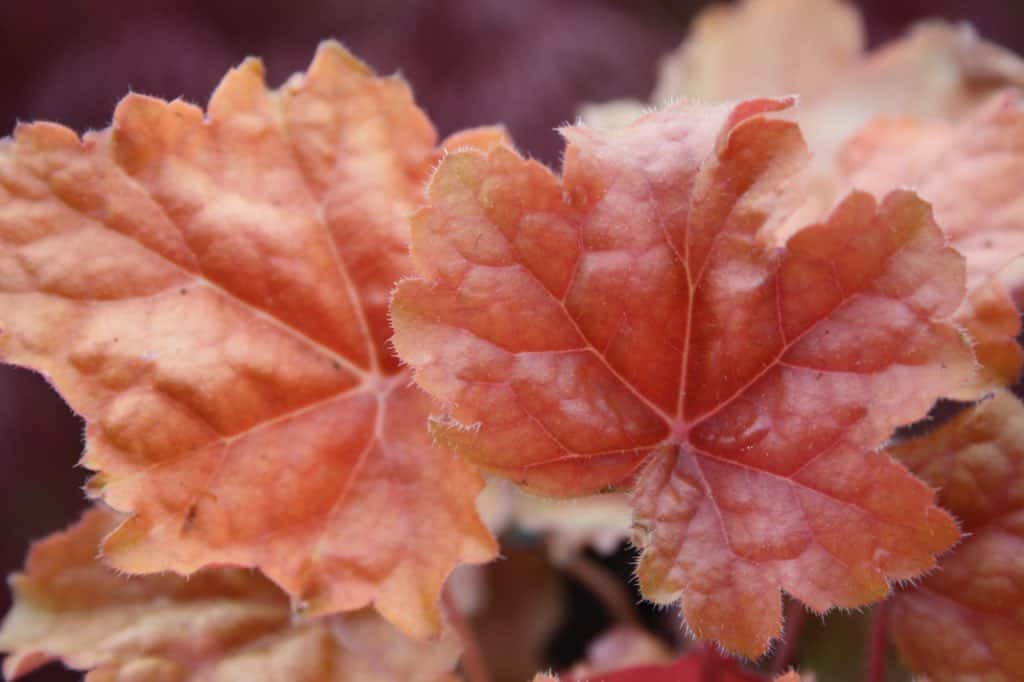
840,94,1024,392
953,278,1023,394
889,390,1024,682
841,95,1024,291
391,98,970,657
0,42,500,637
0,507,463,681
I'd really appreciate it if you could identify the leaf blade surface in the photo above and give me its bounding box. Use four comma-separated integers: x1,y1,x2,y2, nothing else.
0,41,499,637
392,98,971,656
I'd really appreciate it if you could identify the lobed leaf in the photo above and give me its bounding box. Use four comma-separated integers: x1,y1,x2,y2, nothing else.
0,507,462,681
0,42,501,637
839,94,1024,392
841,96,1024,288
391,98,972,657
889,390,1024,682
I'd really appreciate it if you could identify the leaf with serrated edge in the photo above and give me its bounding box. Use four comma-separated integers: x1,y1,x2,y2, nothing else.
0,507,462,681
391,98,970,657
839,95,1024,392
842,95,1024,290
0,41,502,638
889,390,1024,682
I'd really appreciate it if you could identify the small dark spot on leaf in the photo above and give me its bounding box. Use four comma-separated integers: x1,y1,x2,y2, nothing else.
180,288,187,295
182,503,198,531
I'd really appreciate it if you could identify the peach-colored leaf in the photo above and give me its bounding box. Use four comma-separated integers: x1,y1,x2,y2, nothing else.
889,390,1024,682
841,94,1024,290
566,625,673,677
0,41,499,638
794,20,1024,166
583,0,1024,161
651,0,863,106
579,0,862,131
839,94,1024,392
0,507,462,682
391,98,970,657
951,278,1023,393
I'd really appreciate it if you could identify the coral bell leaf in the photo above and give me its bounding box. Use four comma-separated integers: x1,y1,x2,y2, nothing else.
651,0,863,107
391,98,971,657
0,41,500,638
839,95,1024,391
0,507,463,681
583,0,1024,161
889,390,1024,682
841,94,1024,291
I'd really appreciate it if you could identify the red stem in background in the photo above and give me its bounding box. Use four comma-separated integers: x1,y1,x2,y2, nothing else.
564,554,639,625
866,601,890,682
769,598,808,674
442,586,491,682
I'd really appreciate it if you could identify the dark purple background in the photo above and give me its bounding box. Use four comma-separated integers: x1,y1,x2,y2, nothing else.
1,2,1021,679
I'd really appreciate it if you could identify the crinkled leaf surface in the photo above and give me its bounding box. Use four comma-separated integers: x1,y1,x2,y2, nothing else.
951,279,1023,395
391,98,971,657
839,94,1024,391
841,94,1024,290
889,390,1024,682
0,41,499,637
0,507,462,681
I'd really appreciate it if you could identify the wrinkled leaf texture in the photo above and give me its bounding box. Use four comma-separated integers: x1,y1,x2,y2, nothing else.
0,41,500,638
0,507,463,681
392,97,972,657
582,0,1024,395
889,390,1024,682
840,94,1024,391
